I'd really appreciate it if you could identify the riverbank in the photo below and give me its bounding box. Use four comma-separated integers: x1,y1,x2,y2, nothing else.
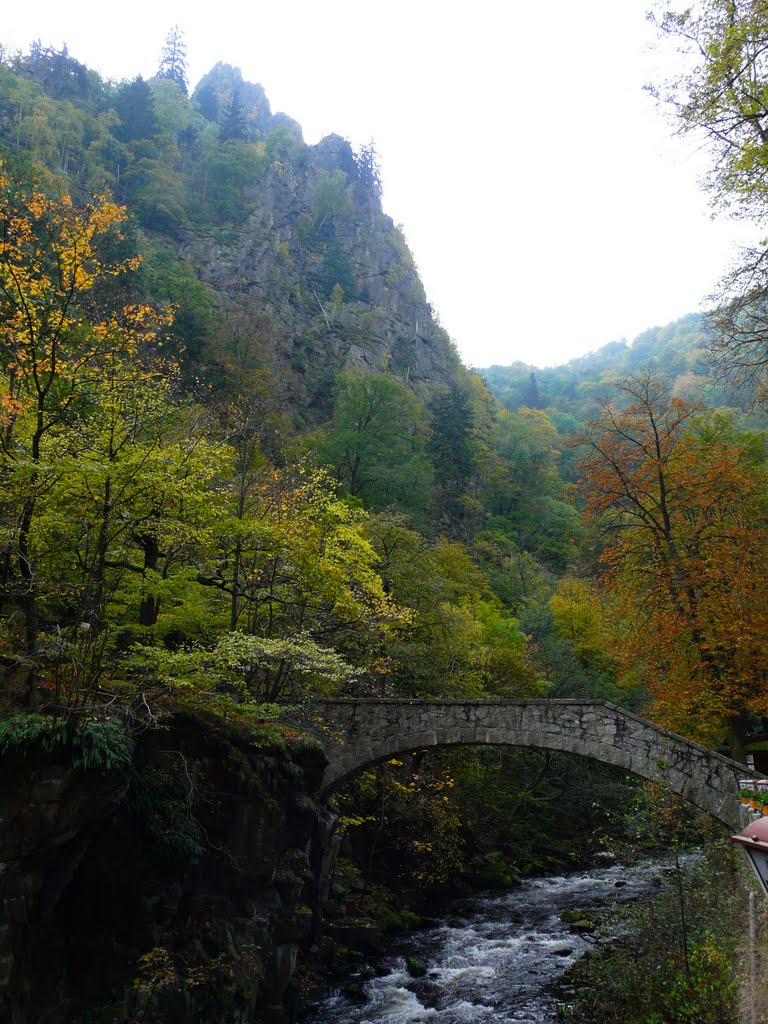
561,840,754,1024
301,859,677,1024
299,840,768,1024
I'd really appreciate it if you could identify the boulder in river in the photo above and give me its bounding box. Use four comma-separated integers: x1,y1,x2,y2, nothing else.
406,956,427,978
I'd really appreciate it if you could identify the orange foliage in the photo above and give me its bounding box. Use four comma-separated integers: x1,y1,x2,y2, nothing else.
0,165,172,667
572,371,768,751
0,166,171,444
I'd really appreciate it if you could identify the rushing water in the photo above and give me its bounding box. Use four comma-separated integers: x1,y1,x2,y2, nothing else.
306,861,665,1024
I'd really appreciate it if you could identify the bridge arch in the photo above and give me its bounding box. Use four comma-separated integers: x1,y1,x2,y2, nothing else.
303,698,747,828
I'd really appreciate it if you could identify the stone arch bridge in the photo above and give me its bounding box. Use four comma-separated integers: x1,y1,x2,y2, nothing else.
301,699,748,828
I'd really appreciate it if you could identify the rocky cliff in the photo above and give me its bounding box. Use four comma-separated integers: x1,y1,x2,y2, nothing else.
0,714,335,1023
0,51,468,427
181,130,460,423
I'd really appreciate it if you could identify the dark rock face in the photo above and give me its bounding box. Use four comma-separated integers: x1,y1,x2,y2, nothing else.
0,753,128,1009
0,717,334,1024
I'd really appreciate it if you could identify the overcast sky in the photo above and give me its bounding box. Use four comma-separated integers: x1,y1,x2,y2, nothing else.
4,0,759,368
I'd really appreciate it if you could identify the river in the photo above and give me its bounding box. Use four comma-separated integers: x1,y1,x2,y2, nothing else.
305,861,665,1024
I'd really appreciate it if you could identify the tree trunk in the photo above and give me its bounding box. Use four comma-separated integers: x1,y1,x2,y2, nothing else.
138,535,161,627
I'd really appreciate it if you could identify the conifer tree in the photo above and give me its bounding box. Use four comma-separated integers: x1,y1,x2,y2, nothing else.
157,25,188,94
116,76,158,142
522,371,541,409
219,86,247,141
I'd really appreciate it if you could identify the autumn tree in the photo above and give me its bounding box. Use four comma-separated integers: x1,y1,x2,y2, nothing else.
0,167,170,699
571,370,768,756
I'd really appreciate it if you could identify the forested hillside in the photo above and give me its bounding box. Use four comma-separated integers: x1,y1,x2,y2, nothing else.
0,42,462,418
0,37,606,720
4,19,768,1022
0,35,616,872
481,311,766,435
3,26,768,848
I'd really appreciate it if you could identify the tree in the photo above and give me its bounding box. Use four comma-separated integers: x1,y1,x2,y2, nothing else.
0,167,169,699
311,169,351,230
549,576,617,677
651,1,768,390
652,0,768,217
195,139,267,224
522,371,541,409
571,370,768,756
219,86,247,142
353,141,382,204
207,464,408,685
429,384,475,494
17,43,91,102
157,26,188,95
115,76,158,142
317,372,431,514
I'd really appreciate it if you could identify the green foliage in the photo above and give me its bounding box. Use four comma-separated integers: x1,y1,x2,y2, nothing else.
127,762,204,860
137,243,217,358
311,168,351,228
0,713,133,772
644,934,737,1024
219,86,247,142
116,77,158,143
429,383,475,496
126,631,356,704
315,372,431,514
194,138,267,224
569,843,743,1024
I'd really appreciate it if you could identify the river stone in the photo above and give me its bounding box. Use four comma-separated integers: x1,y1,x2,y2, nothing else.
569,920,596,935
413,979,441,1009
326,921,382,950
340,980,368,1004
406,956,427,977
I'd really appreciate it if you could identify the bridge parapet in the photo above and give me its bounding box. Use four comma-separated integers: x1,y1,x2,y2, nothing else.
300,699,748,828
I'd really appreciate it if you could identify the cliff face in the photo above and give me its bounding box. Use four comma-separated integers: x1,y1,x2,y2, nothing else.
0,717,334,1024
181,129,460,423
0,54,465,427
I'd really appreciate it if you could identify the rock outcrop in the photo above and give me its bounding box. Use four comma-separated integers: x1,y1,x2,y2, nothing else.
0,714,334,1023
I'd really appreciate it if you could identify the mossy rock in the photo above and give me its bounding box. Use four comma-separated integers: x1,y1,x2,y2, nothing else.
381,908,422,932
326,919,382,951
560,909,594,925
569,920,596,935
406,956,427,978
469,851,520,889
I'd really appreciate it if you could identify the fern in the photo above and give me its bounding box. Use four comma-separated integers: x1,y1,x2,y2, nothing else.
0,713,133,772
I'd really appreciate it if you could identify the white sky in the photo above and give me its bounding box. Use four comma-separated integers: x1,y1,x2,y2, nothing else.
3,0,760,368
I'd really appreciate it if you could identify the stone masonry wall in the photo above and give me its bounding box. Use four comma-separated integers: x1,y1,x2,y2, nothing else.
303,699,747,828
